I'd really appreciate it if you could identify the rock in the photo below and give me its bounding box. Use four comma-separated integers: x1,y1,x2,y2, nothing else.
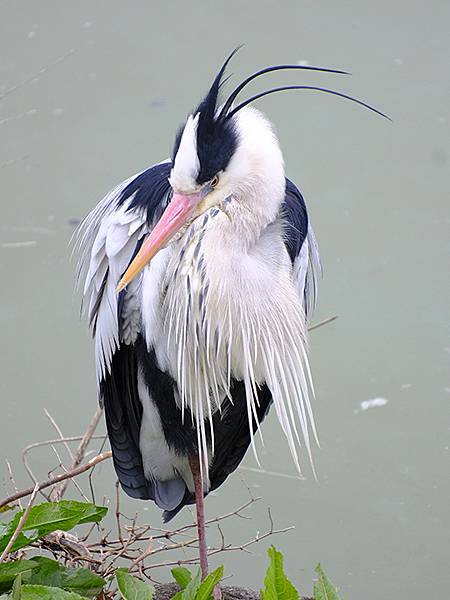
154,582,312,600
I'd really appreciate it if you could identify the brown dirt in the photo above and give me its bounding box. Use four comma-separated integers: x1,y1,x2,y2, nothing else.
154,582,312,600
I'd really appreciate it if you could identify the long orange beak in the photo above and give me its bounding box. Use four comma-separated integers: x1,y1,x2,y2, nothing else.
116,192,202,292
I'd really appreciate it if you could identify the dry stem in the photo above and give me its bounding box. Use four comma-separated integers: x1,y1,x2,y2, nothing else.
0,452,112,511
0,483,39,562
51,407,104,501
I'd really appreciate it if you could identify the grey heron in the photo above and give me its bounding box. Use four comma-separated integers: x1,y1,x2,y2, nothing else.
75,49,386,577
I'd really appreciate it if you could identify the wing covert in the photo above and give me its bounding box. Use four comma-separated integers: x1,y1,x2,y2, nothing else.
74,160,172,382
282,177,321,316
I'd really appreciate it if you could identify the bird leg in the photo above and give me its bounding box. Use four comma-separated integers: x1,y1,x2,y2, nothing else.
188,454,209,579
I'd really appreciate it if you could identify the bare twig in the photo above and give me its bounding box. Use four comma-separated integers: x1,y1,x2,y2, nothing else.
206,507,294,558
308,314,338,332
0,483,39,562
44,408,74,462
0,452,112,511
207,496,259,524
115,481,123,544
5,460,22,510
22,435,107,457
130,537,198,569
22,442,42,495
21,434,106,503
89,434,108,504
239,465,304,481
51,407,103,501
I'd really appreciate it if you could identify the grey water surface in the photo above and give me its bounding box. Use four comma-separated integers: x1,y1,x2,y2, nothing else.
1,2,449,599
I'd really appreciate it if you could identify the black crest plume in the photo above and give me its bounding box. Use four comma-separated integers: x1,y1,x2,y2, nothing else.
194,48,241,184
172,49,388,184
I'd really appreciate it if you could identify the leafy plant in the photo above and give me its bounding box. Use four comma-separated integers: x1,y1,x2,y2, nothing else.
261,545,299,600
116,568,154,600
0,558,105,597
28,557,105,597
6,575,88,599
261,545,344,600
170,566,223,600
313,564,343,600
0,501,107,555
0,560,39,593
171,567,192,589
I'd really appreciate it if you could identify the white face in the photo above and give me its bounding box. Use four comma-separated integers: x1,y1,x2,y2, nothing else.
169,106,286,226
169,114,201,194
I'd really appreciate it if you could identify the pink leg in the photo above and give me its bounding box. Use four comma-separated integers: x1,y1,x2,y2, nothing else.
189,454,209,579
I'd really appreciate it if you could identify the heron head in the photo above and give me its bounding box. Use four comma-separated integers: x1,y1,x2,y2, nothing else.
117,51,385,291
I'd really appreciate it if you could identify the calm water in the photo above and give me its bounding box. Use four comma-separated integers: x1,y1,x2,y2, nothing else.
1,2,449,598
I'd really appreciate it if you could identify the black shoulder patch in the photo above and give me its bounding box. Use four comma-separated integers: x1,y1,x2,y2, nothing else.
118,161,172,225
282,177,309,263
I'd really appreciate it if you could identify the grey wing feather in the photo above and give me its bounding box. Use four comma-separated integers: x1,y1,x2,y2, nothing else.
74,175,148,382
293,223,322,316
303,223,322,315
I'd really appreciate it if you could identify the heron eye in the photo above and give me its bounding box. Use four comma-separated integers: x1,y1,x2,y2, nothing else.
211,175,219,188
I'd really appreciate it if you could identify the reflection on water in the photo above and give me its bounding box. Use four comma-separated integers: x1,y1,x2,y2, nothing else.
1,2,449,599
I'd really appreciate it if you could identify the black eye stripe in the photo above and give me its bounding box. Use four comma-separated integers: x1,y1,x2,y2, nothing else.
195,118,237,185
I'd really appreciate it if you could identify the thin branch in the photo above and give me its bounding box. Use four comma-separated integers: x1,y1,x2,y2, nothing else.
21,435,106,503
115,481,123,544
239,466,304,481
308,314,338,332
44,408,74,462
48,444,66,479
207,496,259,524
89,435,108,504
0,483,39,562
22,443,42,497
0,452,112,511
5,460,22,510
22,435,106,457
51,407,103,501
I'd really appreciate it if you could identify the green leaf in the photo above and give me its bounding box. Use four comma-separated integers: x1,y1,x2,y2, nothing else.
28,557,63,587
0,501,107,555
29,557,105,598
0,560,39,592
11,575,22,600
171,567,192,589
60,567,105,598
261,546,299,600
180,568,201,600
313,564,342,600
19,585,88,599
194,566,224,600
116,568,154,600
